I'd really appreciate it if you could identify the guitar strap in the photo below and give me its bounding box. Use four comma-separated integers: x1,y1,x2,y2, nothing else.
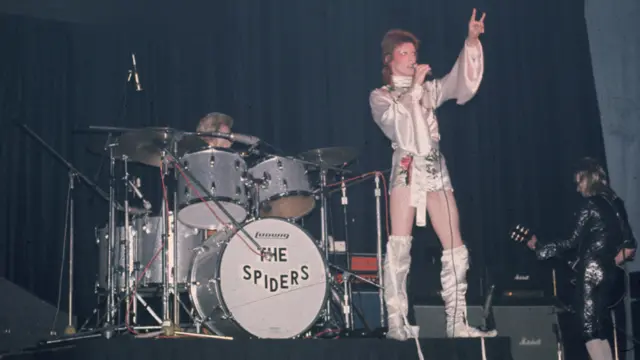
596,193,631,259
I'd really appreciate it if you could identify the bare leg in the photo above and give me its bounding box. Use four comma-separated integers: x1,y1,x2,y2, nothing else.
428,189,497,337
384,186,418,340
390,186,416,236
586,339,613,360
426,190,463,250
599,339,613,360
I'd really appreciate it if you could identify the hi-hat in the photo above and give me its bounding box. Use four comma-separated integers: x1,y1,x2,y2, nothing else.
113,127,207,167
297,146,359,168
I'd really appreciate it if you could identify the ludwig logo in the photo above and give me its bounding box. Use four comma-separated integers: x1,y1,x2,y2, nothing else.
519,337,541,346
514,274,530,281
255,231,289,239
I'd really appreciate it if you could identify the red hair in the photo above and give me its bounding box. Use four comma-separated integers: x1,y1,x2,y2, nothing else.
380,29,420,85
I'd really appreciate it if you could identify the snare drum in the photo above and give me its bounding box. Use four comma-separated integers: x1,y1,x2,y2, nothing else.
248,156,315,219
177,148,249,230
188,217,328,339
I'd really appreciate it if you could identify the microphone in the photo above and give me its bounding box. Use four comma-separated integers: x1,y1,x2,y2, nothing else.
129,178,152,210
131,53,142,92
197,131,260,146
412,63,433,76
230,133,260,146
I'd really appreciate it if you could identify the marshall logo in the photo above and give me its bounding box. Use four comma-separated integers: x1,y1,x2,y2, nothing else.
514,274,530,281
255,231,289,239
519,337,542,346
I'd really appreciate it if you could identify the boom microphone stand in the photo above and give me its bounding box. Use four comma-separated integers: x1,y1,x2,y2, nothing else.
17,124,129,342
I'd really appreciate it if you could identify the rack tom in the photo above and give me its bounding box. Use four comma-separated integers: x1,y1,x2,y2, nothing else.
177,148,249,230
248,156,315,220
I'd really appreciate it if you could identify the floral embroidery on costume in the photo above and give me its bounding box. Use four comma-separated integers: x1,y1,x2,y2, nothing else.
399,155,413,185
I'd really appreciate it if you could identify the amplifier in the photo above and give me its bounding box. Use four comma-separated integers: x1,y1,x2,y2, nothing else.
331,253,381,292
414,305,559,360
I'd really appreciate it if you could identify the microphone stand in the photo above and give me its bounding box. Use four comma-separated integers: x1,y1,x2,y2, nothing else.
16,124,130,342
339,175,354,328
64,170,77,335
375,173,385,328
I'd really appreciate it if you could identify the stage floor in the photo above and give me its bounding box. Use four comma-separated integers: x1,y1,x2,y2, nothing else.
3,335,513,360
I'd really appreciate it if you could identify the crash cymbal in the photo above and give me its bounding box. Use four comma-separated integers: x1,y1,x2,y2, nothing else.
113,127,207,167
297,146,359,168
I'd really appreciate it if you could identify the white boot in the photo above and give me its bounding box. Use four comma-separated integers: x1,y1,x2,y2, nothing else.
383,235,419,340
441,245,497,338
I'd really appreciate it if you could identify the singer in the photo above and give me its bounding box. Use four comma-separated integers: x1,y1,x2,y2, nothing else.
196,112,235,148
369,9,493,340
526,157,636,360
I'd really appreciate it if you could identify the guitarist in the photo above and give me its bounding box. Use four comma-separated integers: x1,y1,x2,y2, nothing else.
525,157,636,360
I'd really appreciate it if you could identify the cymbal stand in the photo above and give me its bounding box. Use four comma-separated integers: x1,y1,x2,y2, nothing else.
106,137,117,338
121,155,139,327
171,141,180,328
318,167,332,323
159,147,174,334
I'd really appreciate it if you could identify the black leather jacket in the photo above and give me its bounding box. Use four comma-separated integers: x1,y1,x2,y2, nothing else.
535,189,636,340
535,189,636,264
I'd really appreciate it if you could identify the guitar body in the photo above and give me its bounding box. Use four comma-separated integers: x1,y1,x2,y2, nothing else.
510,224,626,310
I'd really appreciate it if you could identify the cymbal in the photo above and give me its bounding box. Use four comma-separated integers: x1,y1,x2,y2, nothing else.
113,127,207,167
297,146,359,168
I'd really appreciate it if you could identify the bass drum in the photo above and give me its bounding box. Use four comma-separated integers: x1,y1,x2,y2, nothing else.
188,218,328,339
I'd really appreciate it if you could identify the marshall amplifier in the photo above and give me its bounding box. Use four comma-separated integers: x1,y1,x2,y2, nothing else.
414,305,559,360
496,244,556,304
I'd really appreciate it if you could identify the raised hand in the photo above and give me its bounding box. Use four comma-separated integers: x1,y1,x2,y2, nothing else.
468,8,486,41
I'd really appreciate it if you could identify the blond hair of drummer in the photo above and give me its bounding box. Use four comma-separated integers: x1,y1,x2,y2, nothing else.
197,112,234,148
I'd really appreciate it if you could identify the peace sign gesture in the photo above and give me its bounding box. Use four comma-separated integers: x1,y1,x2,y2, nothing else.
468,8,486,41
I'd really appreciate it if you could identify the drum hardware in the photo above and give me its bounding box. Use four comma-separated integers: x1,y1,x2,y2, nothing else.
156,135,264,252
328,263,383,331
297,146,360,326
143,131,271,334
121,155,135,328
93,126,266,335
16,124,150,342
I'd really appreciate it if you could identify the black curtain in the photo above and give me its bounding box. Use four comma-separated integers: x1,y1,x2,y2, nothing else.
0,0,603,328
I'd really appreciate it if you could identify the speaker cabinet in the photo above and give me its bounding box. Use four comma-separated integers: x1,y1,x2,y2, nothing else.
414,305,559,360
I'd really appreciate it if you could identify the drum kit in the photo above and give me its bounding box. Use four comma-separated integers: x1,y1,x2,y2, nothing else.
22,123,388,341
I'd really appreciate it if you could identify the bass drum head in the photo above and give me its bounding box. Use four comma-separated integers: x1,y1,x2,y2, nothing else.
189,218,328,339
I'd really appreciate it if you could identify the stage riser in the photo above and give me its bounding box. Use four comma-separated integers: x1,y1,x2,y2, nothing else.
415,305,558,360
0,278,76,353
3,337,514,360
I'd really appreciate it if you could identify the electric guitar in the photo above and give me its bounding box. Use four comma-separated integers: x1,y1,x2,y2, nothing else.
509,224,626,309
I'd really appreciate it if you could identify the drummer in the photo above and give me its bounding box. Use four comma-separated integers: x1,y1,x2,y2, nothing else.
196,112,234,148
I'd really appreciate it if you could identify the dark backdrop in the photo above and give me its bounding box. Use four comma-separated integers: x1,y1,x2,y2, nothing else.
0,0,604,327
